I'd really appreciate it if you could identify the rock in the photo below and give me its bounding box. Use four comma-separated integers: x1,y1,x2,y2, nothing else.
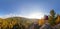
40,23,52,29
53,23,60,29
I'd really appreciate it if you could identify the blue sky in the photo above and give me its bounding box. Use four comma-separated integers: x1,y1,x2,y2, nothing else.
0,0,60,18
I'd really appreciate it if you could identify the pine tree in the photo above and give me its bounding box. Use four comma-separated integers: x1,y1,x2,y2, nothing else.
48,9,57,26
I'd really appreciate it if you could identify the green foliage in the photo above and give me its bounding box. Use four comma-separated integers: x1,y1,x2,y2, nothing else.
50,9,56,17
48,9,57,26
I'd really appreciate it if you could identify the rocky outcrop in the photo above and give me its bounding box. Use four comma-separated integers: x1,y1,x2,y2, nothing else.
53,23,60,29
40,23,60,29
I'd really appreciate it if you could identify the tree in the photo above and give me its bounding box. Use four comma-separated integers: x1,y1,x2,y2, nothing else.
48,9,57,26
50,9,55,17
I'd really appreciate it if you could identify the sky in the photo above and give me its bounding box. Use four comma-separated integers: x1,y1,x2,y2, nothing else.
0,0,60,19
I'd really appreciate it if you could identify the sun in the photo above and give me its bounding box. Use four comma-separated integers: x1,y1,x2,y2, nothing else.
27,13,44,19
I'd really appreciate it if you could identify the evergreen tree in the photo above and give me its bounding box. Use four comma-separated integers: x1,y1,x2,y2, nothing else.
48,9,57,26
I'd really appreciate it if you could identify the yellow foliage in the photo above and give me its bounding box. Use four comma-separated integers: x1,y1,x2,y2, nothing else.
38,19,45,26
9,23,13,28
2,20,8,28
55,16,60,24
